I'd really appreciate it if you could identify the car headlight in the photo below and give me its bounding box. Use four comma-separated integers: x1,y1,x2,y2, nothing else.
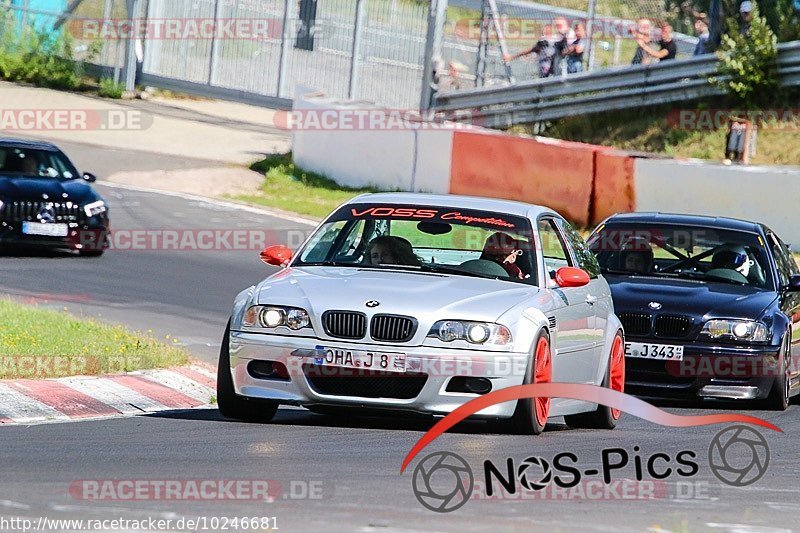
243,305,311,331
700,319,770,342
428,320,512,346
84,200,107,217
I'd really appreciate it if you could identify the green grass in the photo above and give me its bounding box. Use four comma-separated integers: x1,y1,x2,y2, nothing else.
0,299,189,379
231,153,378,220
537,101,800,166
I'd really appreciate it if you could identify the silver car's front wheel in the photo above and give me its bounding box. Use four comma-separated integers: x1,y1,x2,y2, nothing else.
217,322,279,423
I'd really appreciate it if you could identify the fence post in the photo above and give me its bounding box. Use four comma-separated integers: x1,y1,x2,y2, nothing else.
100,0,113,65
585,0,597,71
207,0,223,85
420,0,447,110
21,0,29,29
123,0,142,92
276,0,292,97
348,0,366,99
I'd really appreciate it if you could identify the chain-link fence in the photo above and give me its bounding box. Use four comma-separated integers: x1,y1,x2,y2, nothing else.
3,0,798,108
138,0,429,107
439,0,704,88
2,0,431,108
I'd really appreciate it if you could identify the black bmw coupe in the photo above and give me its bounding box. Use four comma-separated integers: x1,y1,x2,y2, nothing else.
589,213,800,410
0,138,109,256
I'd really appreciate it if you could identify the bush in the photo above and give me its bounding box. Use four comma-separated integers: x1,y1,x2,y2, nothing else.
0,11,99,90
713,5,780,107
98,77,124,98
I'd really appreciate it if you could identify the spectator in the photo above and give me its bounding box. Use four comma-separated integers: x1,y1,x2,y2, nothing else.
446,60,468,91
693,17,710,55
635,23,677,62
503,24,556,78
739,1,753,35
631,18,654,64
563,22,586,74
551,17,575,76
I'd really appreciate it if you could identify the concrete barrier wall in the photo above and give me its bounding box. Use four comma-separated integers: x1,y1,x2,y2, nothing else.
634,159,800,247
449,130,597,226
291,95,453,193
292,94,800,243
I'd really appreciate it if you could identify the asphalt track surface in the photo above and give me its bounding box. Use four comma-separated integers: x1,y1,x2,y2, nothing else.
2,140,799,532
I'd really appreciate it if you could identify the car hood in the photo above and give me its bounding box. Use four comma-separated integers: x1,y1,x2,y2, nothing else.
255,266,539,324
607,275,777,319
0,176,99,204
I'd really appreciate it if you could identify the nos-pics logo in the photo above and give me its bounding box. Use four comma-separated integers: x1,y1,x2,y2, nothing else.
411,425,770,513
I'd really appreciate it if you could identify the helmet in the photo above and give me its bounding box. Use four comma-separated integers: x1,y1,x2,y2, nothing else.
712,246,751,277
619,236,654,273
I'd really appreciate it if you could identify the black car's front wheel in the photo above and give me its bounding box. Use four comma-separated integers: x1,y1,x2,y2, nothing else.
764,334,791,411
217,322,279,422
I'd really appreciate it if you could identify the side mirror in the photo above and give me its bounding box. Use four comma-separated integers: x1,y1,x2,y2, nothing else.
555,266,591,288
786,275,800,293
83,172,97,183
260,245,293,267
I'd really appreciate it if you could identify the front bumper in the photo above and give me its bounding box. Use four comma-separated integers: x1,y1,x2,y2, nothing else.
0,224,109,252
229,331,530,418
625,339,781,401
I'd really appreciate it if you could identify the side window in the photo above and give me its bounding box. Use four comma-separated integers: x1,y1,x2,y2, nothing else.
559,219,601,278
768,233,791,286
538,218,573,273
778,237,799,276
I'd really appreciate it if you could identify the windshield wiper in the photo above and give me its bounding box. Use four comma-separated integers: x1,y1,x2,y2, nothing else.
602,268,644,276
420,264,503,281
296,261,361,267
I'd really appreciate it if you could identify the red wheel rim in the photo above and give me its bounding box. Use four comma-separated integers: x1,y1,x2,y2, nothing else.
609,335,625,420
533,336,552,427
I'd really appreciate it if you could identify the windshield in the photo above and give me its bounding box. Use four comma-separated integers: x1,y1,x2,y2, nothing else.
588,223,774,290
295,203,537,285
0,146,79,179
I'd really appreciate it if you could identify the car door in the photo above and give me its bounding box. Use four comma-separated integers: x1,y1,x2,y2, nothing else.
767,231,800,379
558,218,610,375
537,217,596,384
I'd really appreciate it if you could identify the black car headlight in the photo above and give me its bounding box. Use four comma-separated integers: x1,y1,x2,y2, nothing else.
427,320,512,346
699,319,770,342
243,305,311,331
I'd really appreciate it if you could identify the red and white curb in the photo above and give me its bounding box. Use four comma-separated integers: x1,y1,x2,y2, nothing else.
0,364,217,426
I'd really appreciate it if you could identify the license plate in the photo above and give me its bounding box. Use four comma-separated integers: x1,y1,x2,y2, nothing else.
21,222,68,237
625,342,684,361
315,346,407,373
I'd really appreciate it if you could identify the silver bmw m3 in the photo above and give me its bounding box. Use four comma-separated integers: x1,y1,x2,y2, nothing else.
218,193,624,434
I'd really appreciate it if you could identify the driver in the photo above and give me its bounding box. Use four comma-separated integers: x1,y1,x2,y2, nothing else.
619,237,654,274
365,236,420,267
711,246,751,278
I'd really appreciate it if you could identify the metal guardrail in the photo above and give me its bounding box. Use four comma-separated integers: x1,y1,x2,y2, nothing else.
433,41,800,128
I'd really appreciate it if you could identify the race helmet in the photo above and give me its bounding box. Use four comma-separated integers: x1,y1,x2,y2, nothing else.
711,245,751,278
